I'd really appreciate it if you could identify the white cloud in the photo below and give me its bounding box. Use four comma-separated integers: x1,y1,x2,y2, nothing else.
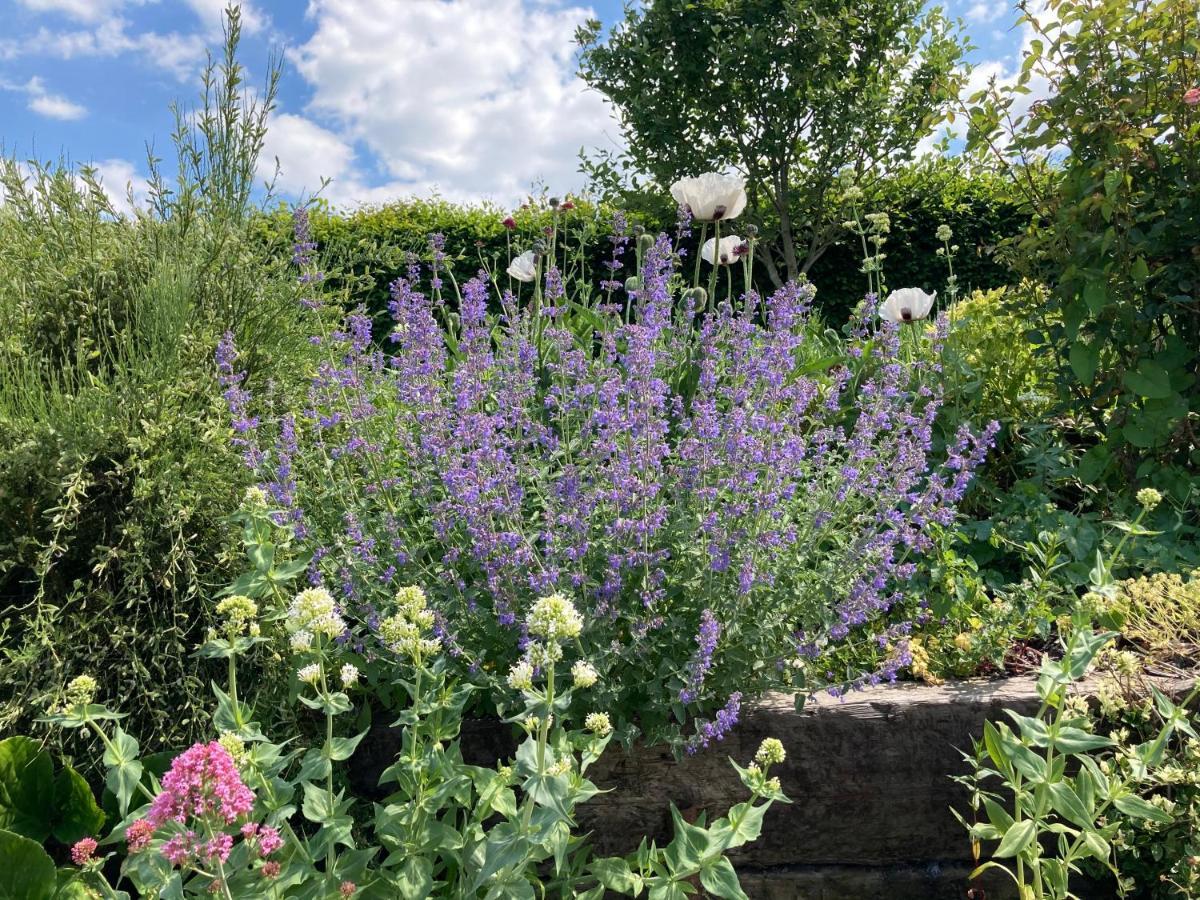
289,0,620,207
88,157,150,214
183,0,268,37
965,0,1007,24
1,75,87,120
0,18,207,80
16,0,150,23
259,112,356,196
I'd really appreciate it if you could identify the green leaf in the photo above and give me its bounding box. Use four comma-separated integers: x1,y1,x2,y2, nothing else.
993,819,1036,858
1081,830,1110,862
1052,727,1113,755
1124,361,1172,400
1112,794,1173,824
1069,342,1099,383
1047,782,1092,829
0,828,57,900
51,765,105,845
328,730,368,762
699,857,748,900
1082,280,1106,314
0,737,54,842
590,857,643,894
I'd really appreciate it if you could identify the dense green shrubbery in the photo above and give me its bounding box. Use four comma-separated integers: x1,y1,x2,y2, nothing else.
251,157,1027,323
0,19,317,753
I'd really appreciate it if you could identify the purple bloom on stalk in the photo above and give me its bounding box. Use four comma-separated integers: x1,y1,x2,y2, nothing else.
679,609,721,704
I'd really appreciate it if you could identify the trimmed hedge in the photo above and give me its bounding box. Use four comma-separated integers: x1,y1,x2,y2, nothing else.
252,159,1029,322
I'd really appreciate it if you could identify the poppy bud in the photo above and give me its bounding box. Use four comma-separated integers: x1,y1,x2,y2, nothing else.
745,224,758,237
637,233,655,254
548,197,560,208
625,276,641,293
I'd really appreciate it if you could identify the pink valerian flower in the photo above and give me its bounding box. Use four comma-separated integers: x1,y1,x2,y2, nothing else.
340,883,357,898
163,831,199,866
1185,87,1200,105
256,825,283,856
71,837,97,866
148,742,255,827
204,833,234,864
260,860,281,878
126,818,154,852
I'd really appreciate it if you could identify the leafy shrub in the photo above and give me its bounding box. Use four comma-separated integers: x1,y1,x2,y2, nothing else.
0,13,316,753
966,0,1200,493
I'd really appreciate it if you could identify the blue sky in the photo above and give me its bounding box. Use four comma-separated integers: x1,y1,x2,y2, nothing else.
0,0,1028,212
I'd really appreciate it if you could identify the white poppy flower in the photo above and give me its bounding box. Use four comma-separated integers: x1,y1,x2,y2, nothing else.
507,250,537,283
701,235,745,266
880,288,936,323
670,173,748,222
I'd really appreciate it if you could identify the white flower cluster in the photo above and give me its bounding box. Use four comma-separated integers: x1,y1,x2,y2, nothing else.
379,585,440,662
287,588,346,640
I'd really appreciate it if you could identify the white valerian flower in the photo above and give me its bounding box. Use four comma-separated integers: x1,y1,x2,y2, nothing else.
507,660,535,692
290,630,314,653
879,288,936,324
670,173,747,222
584,712,612,736
297,664,321,685
700,235,745,266
506,250,537,283
527,592,584,642
571,660,599,689
339,663,360,688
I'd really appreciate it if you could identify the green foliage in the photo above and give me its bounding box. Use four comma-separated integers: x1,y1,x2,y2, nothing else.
955,623,1199,899
965,0,1200,490
0,10,316,755
0,736,105,848
251,194,621,324
577,0,967,284
807,162,1035,321
31,502,788,898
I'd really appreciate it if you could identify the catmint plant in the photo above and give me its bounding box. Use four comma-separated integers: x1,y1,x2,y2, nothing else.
217,199,996,750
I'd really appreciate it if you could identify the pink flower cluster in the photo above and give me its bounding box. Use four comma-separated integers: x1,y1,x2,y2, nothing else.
148,742,255,826
241,821,283,856
70,837,97,866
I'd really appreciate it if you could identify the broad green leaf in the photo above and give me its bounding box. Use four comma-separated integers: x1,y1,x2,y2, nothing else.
993,819,1036,858
0,828,57,900
590,857,643,894
1047,782,1092,829
699,857,748,900
52,765,105,845
1052,727,1113,755
1124,360,1172,399
1112,794,1173,824
0,737,54,842
328,730,368,762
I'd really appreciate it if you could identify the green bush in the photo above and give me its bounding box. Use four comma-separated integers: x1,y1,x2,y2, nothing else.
0,14,316,755
251,157,1028,323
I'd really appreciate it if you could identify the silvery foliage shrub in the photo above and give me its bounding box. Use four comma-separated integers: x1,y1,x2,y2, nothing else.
220,205,996,750
35,503,789,899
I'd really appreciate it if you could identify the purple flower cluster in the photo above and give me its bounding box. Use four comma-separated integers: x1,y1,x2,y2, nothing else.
217,212,997,749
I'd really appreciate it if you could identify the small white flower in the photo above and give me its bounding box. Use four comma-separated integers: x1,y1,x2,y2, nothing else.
879,288,936,324
527,593,583,642
507,660,535,691
506,250,537,283
297,663,321,685
670,173,747,222
339,663,360,688
571,660,599,689
290,630,313,653
584,712,612,736
700,235,745,266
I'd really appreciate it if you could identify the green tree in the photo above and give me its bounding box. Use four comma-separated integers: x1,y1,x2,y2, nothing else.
964,0,1200,490
576,0,968,286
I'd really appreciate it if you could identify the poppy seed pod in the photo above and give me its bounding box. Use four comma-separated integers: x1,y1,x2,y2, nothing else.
637,233,655,254
624,276,641,293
